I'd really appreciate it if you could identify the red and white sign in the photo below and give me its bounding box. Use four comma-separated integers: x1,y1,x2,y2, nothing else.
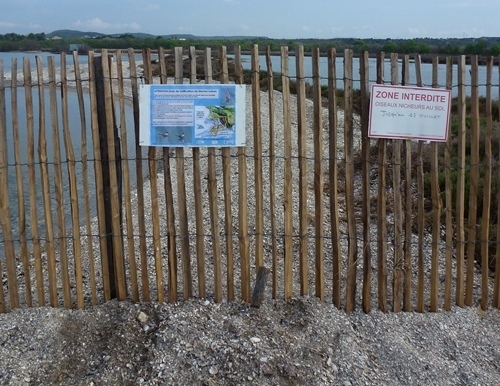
368,84,451,141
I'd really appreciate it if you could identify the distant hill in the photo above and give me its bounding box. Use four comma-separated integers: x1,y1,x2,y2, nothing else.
47,29,105,38
47,29,268,40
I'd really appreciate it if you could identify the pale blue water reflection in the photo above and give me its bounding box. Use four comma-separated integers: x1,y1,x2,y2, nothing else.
237,55,499,98
0,52,138,248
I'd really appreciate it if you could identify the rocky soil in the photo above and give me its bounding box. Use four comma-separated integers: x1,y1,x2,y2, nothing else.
0,297,499,385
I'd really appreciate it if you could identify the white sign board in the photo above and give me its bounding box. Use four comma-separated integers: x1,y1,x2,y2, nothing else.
139,84,246,147
368,84,451,142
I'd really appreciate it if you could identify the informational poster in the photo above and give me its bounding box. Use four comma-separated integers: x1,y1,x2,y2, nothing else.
139,84,246,147
369,84,451,142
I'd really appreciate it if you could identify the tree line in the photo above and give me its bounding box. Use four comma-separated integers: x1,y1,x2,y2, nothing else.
1,32,500,56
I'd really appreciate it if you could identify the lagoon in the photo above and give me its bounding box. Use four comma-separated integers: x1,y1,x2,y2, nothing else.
238,54,499,98
0,52,138,245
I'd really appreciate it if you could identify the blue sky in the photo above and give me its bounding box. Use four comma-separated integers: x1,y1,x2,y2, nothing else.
1,0,498,39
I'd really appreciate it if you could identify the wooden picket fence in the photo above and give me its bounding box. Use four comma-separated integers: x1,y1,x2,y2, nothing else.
0,46,499,313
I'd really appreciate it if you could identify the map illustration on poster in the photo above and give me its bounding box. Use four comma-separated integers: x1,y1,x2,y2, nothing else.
139,84,246,147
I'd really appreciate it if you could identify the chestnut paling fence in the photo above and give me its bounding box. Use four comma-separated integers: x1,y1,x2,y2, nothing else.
0,46,499,314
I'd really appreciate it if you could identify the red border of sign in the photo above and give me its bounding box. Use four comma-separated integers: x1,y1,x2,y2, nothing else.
368,84,451,142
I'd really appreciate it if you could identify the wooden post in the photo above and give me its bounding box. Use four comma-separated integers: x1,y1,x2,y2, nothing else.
219,46,235,301
376,52,388,313
444,57,454,311
73,51,98,305
234,46,251,302
402,55,412,312
116,50,139,303
127,48,150,301
60,53,84,309
204,47,222,302
282,46,293,299
48,56,72,308
189,46,206,299
296,45,309,297
344,49,357,312
430,57,441,312
251,45,264,274
0,58,19,310
391,53,403,313
466,55,480,306
480,57,493,310
328,48,341,309
36,56,58,307
23,58,45,307
455,56,466,307
174,47,193,300
266,46,278,299
143,48,164,303
94,54,125,299
11,58,32,307
496,59,500,309
312,47,325,300
360,51,371,313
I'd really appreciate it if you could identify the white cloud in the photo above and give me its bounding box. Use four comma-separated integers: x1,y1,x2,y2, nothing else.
0,21,18,28
72,18,141,32
240,24,249,31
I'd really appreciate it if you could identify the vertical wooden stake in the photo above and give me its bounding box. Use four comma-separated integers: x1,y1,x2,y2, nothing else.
402,55,412,312
430,56,441,312
11,58,32,307
360,51,371,313
174,47,193,300
328,48,341,309
188,46,206,299
296,45,309,297
444,57,454,311
376,52,388,313
455,56,466,307
344,49,357,312
480,57,493,311
312,48,325,300
0,58,19,309
23,58,45,307
235,46,251,302
219,46,235,301
282,46,293,299
251,45,264,274
266,46,278,299
465,56,480,306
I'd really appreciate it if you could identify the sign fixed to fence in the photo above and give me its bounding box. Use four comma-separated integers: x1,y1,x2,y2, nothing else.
139,84,246,147
368,84,451,141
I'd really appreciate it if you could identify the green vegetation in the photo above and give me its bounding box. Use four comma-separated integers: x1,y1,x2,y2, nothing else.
2,31,500,56
428,105,500,270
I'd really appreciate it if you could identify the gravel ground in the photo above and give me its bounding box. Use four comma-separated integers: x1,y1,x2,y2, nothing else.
0,297,499,385
1,56,499,385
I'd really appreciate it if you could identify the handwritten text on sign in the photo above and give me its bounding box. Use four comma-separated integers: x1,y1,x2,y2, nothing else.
368,84,451,141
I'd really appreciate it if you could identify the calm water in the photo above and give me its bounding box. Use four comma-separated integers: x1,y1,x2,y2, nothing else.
0,52,138,249
238,54,499,98
0,51,153,73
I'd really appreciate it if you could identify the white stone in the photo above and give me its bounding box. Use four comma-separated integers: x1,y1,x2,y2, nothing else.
137,311,148,323
209,366,218,375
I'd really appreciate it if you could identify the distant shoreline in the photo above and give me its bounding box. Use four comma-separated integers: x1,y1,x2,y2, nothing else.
2,49,497,67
